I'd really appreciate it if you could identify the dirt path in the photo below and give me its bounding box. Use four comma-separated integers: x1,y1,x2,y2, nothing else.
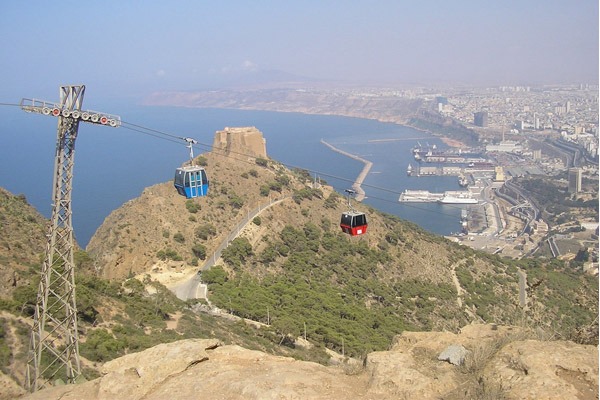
450,263,464,308
450,262,481,322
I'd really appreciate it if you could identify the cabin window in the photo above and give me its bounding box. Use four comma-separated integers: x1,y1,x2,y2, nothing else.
354,214,367,226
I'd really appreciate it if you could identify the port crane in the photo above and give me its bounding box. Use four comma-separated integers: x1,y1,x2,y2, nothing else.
20,85,120,392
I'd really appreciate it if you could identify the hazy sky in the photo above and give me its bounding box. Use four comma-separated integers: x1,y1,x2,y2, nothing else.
1,1,598,100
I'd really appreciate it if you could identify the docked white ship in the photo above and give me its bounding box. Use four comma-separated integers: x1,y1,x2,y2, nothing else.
399,190,444,202
438,191,478,204
400,190,478,204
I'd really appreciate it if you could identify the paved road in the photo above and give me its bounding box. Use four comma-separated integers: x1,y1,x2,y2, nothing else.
171,196,287,301
171,273,206,300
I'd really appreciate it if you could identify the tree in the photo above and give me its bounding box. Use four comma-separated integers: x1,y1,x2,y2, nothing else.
221,237,253,268
201,266,228,285
192,243,207,260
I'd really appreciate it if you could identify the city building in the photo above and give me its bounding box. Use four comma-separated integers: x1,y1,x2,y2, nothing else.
474,111,488,127
494,166,505,182
568,168,582,193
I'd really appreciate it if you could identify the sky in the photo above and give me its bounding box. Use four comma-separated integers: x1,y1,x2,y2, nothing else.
0,1,598,101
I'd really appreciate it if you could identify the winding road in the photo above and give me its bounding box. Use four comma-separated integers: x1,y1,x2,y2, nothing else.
170,196,287,301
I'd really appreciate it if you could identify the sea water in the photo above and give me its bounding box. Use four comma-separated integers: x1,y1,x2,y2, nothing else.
0,104,464,247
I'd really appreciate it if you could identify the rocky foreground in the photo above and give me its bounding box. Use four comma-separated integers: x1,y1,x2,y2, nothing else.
13,324,598,400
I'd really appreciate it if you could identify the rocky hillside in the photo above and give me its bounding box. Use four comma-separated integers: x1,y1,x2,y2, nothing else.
0,127,597,398
0,189,47,298
86,127,597,349
17,324,599,400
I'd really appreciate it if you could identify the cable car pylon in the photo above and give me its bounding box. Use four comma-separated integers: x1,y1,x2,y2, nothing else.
20,85,120,392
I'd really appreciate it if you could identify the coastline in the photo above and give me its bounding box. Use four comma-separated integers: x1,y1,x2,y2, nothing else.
145,94,471,150
320,139,372,201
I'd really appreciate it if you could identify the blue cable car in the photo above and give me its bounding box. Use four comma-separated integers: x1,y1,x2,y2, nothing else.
174,166,209,198
173,137,209,199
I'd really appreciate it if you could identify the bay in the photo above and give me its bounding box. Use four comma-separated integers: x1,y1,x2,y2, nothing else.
0,104,464,247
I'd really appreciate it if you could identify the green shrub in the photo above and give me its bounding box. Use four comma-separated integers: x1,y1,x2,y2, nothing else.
80,328,125,362
173,232,185,243
229,194,244,209
195,156,208,166
260,185,270,197
185,200,199,214
157,248,183,261
324,192,339,209
0,320,11,370
195,224,217,240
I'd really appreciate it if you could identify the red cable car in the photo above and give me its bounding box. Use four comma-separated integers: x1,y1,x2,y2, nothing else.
340,189,368,236
340,211,368,236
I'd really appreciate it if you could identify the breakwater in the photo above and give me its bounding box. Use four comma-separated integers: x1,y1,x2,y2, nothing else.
320,139,372,201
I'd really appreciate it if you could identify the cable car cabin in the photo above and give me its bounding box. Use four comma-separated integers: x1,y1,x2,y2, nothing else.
174,166,209,199
340,211,368,236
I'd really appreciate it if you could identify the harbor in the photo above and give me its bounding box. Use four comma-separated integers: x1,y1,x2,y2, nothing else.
407,143,495,178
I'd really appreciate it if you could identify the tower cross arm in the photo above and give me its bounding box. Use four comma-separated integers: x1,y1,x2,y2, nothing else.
20,97,121,128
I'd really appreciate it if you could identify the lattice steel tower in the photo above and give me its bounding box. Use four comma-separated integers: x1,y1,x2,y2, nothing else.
20,85,120,391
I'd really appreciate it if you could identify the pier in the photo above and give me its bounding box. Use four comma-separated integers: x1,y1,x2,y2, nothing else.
321,139,372,201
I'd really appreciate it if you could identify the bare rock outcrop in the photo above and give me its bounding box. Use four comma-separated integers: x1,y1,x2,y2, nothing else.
20,324,598,400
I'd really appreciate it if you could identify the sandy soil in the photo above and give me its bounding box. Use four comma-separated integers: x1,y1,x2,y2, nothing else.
439,137,467,148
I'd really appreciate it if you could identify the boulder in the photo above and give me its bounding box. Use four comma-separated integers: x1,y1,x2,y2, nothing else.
438,344,469,366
